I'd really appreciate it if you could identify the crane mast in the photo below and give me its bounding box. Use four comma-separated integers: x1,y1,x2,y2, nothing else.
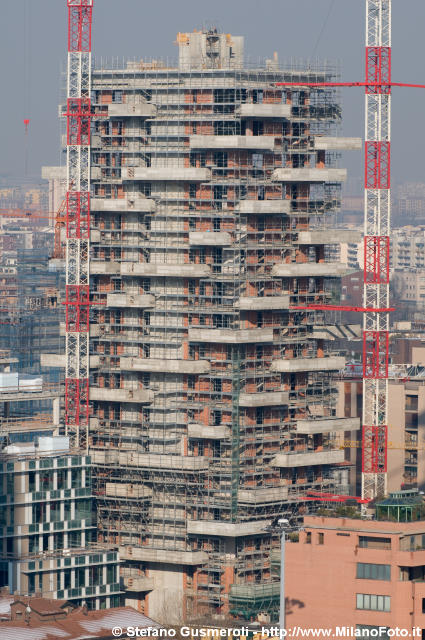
362,0,391,499
65,0,93,451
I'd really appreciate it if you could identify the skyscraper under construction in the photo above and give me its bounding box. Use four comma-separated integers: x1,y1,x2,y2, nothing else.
56,29,361,621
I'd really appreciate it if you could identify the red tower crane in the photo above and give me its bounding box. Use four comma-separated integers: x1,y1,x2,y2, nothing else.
65,0,93,451
277,0,425,500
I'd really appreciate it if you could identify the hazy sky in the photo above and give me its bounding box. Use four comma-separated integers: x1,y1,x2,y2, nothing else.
2,0,425,190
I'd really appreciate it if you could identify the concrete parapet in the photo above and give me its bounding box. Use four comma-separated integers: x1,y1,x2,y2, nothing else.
272,262,347,277
296,230,363,244
105,483,152,498
273,449,345,467
189,231,232,246
121,167,210,181
91,197,156,212
91,448,208,470
119,357,210,374
89,387,153,403
119,547,208,565
108,103,156,118
271,356,345,373
187,519,271,537
40,353,66,368
239,390,289,407
187,423,230,439
189,135,275,150
314,136,362,151
238,104,291,118
296,417,360,434
238,200,290,214
272,168,347,182
121,262,211,277
106,293,155,308
235,295,290,310
188,327,274,343
238,486,289,503
123,575,155,592
90,261,120,275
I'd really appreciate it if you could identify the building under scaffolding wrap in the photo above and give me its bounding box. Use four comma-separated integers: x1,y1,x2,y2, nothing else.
53,30,362,621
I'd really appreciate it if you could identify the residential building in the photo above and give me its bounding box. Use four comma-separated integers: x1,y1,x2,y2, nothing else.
48,28,362,621
285,498,425,634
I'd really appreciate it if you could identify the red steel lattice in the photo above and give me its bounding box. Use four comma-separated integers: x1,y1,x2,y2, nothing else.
68,1,93,53
364,236,390,284
362,425,388,473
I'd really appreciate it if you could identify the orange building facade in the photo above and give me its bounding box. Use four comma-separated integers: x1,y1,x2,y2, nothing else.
286,515,425,635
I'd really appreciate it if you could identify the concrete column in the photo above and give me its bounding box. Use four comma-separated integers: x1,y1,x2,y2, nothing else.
53,397,60,426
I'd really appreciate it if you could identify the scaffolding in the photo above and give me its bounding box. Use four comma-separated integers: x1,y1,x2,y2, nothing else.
83,34,356,621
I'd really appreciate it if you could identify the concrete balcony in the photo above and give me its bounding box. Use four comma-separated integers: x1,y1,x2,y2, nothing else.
121,167,210,181
189,135,275,150
188,327,274,343
235,295,290,310
271,356,346,373
107,103,156,118
187,519,271,537
106,293,155,308
271,262,347,277
189,231,232,246
296,230,363,244
119,357,210,374
187,423,230,439
238,486,289,503
40,354,99,369
90,261,120,275
120,262,211,277
312,324,362,341
313,136,362,151
90,197,156,212
237,103,291,118
296,417,360,434
273,449,345,467
91,449,207,470
123,575,155,592
272,168,347,182
239,390,289,407
119,547,208,565
89,387,153,403
238,200,290,214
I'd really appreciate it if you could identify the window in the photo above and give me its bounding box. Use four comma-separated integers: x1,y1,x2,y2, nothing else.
358,536,391,550
305,532,311,544
357,563,391,581
318,532,324,545
356,593,390,612
252,153,264,169
189,184,197,199
214,152,228,168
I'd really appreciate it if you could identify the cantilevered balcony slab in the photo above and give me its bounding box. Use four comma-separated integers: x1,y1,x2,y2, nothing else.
119,547,208,565
238,200,290,214
188,424,230,439
108,103,156,118
273,449,345,467
296,230,362,244
272,168,347,182
90,261,120,275
238,104,291,118
123,576,154,592
239,390,289,407
189,231,232,246
119,357,210,374
238,486,289,503
296,417,360,434
189,135,275,151
272,262,347,277
91,449,207,470
106,293,155,308
312,324,362,341
90,197,156,212
120,263,211,277
235,295,290,310
187,519,271,537
188,327,274,343
41,354,99,369
89,387,153,403
121,167,210,181
313,137,362,151
271,356,345,373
